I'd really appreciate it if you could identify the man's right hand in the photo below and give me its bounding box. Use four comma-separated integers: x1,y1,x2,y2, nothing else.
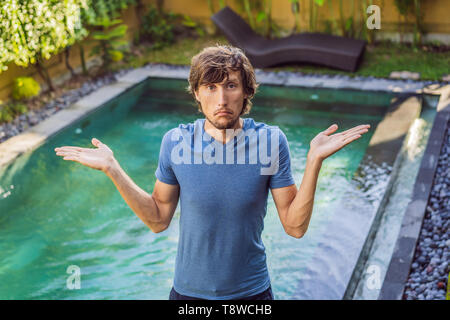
55,138,115,173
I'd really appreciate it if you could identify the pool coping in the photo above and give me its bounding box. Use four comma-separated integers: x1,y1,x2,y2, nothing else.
378,84,450,300
0,64,448,300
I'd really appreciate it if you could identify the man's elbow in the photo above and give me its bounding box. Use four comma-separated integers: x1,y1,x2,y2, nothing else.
286,227,306,239
149,222,169,233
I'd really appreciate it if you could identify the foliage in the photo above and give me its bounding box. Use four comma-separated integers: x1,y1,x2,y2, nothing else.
0,100,28,124
309,0,325,32
0,0,89,90
290,0,301,33
235,0,277,37
88,18,129,71
81,0,137,25
393,0,423,45
141,6,177,48
12,76,41,101
181,15,206,38
79,0,136,74
141,6,205,49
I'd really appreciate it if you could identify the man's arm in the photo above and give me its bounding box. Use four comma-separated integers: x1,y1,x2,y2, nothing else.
271,152,322,239
271,123,370,239
105,158,180,233
55,137,180,233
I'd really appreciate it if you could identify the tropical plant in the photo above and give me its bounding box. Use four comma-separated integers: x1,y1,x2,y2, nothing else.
79,0,137,74
412,0,423,45
290,0,301,33
243,0,256,30
88,18,129,72
181,15,206,38
0,101,28,124
235,0,275,37
309,0,325,32
141,6,177,48
361,0,375,44
393,0,423,45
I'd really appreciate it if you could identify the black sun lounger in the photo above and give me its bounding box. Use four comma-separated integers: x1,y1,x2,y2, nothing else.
211,6,366,72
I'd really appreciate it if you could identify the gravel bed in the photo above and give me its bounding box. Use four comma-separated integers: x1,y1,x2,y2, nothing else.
403,121,450,300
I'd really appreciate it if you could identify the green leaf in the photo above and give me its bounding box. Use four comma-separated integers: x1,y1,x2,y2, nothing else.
257,12,267,22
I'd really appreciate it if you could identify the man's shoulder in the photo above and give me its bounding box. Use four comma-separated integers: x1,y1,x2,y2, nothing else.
245,118,285,135
163,120,199,140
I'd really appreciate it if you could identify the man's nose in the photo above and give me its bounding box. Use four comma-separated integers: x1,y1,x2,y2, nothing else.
217,86,227,106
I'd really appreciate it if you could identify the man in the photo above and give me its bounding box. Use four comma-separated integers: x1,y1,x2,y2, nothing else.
55,45,370,300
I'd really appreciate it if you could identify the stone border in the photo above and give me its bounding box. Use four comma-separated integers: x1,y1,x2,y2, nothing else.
378,85,450,300
0,69,143,169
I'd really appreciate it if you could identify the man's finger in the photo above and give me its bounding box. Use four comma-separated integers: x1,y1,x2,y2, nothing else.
55,146,84,152
92,138,103,147
339,125,370,137
342,134,362,144
323,124,338,135
63,156,79,162
56,151,79,157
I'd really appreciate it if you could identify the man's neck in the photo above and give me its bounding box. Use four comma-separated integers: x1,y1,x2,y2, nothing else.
204,117,243,145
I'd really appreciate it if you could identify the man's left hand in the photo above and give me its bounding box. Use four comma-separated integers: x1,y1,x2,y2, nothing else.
308,124,371,161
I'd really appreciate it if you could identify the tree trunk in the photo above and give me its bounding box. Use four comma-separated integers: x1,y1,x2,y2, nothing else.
64,46,76,78
36,59,55,92
79,44,88,76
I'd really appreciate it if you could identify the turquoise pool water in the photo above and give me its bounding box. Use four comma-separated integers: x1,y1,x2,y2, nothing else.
0,78,388,299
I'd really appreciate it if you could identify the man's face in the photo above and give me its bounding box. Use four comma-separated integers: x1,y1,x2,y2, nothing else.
195,70,248,130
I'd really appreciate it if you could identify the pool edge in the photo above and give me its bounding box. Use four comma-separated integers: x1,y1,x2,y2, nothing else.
378,85,450,300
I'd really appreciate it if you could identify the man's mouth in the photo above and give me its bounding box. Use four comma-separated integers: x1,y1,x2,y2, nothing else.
216,110,232,116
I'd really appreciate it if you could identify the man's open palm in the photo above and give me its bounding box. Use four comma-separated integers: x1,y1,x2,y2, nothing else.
55,138,114,172
309,124,370,161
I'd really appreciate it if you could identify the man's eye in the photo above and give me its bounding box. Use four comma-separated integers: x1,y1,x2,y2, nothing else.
207,85,215,90
228,83,236,88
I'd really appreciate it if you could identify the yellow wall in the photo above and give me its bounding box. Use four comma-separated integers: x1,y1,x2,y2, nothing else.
1,0,449,101
163,0,450,33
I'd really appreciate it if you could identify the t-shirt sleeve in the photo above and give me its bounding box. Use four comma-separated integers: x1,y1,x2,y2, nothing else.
155,129,179,185
269,128,296,189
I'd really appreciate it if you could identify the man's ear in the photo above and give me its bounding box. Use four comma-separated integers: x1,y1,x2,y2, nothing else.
194,90,200,102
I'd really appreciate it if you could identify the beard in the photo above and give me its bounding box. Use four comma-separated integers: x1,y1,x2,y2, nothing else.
205,113,240,130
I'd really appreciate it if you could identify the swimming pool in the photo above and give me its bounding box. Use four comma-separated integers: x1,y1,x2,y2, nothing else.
0,77,428,299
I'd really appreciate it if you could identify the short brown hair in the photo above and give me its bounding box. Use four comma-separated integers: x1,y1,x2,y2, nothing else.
187,45,258,116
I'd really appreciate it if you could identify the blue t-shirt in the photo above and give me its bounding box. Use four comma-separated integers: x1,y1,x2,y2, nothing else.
155,118,295,299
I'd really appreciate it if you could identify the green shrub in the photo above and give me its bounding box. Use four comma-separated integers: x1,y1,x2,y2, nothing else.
89,18,129,72
108,50,124,62
0,101,28,124
12,77,41,100
0,104,13,123
141,6,176,48
13,102,28,115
